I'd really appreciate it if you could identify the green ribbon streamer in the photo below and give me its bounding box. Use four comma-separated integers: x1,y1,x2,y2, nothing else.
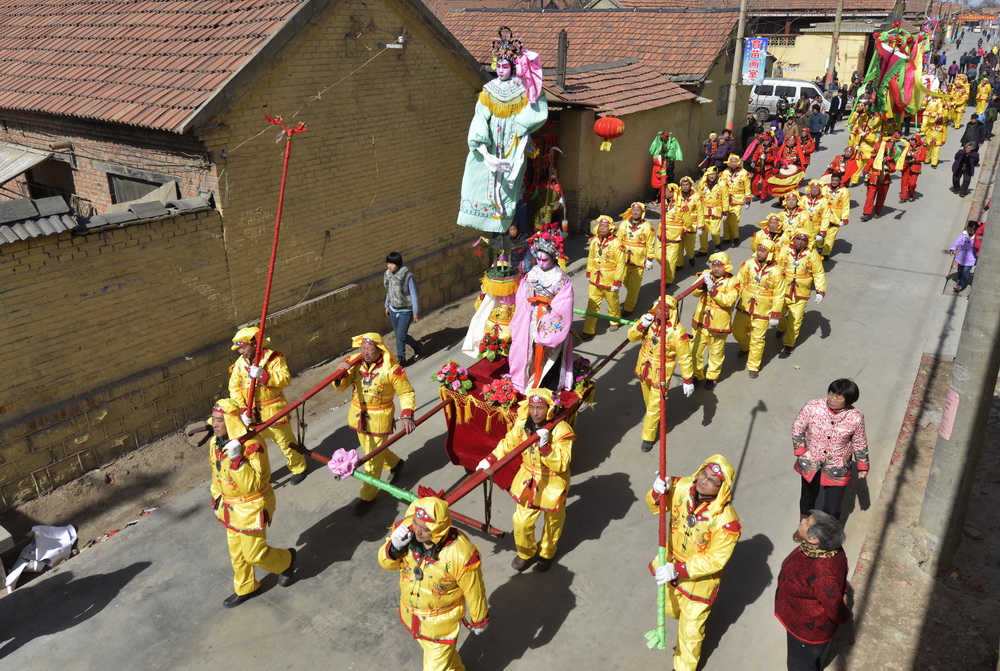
572,309,637,325
351,471,418,503
645,545,668,650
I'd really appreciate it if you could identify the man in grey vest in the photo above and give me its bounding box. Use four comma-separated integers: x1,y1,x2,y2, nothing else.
384,251,423,365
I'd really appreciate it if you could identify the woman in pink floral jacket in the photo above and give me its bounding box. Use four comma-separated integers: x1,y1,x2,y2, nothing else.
792,379,869,521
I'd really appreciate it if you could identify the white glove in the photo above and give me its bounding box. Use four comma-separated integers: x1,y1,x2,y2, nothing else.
476,459,491,471
682,383,695,397
536,428,550,446
644,259,654,271
640,313,655,328
240,410,252,427
653,476,667,495
471,624,488,635
815,294,824,304
390,524,413,550
769,318,780,328
225,439,242,460
654,563,678,585
703,273,715,291
248,365,263,379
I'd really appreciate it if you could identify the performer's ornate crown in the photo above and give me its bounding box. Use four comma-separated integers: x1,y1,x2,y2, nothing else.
491,26,523,63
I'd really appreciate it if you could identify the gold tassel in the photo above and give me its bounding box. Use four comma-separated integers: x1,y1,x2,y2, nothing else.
479,90,527,118
600,140,612,151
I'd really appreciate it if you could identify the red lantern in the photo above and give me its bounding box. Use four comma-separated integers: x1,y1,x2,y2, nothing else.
594,115,626,151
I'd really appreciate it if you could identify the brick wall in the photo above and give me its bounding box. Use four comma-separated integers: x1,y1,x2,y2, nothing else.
0,0,490,507
0,111,212,213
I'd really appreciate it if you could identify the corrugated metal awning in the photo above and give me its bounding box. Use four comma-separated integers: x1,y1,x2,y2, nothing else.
0,143,52,186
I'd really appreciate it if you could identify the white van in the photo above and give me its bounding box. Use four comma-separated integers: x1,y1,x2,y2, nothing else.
749,78,830,122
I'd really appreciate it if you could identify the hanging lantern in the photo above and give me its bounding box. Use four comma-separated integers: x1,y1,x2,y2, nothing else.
594,115,626,151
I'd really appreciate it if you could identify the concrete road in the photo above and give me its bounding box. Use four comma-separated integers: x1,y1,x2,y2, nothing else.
0,47,985,671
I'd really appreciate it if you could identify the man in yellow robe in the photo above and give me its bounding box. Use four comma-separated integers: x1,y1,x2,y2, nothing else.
617,202,656,316
733,239,786,378
777,232,827,357
209,399,295,608
378,497,489,671
690,252,741,390
478,388,574,571
582,215,627,339
627,296,695,452
335,333,416,515
647,454,741,671
229,326,308,484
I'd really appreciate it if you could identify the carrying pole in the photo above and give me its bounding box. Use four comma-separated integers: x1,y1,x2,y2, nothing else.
244,115,307,422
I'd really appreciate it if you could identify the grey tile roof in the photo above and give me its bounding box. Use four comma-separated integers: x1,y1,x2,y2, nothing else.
0,193,215,246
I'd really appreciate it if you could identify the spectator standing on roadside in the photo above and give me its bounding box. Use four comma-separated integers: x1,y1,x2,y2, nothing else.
775,511,851,671
949,221,979,292
384,251,423,365
952,143,980,197
826,90,846,133
948,61,959,83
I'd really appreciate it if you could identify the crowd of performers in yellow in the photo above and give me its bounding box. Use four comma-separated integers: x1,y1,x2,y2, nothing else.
200,68,990,671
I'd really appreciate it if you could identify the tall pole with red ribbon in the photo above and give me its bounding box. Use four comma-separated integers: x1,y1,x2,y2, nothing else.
244,115,307,421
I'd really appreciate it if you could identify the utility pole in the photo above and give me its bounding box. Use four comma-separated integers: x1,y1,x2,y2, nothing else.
917,180,1000,575
725,0,749,130
826,0,844,91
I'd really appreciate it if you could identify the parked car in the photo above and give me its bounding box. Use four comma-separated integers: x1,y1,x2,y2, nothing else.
748,78,830,122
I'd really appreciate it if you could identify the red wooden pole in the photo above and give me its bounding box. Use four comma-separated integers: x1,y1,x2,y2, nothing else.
245,116,307,421
238,353,361,443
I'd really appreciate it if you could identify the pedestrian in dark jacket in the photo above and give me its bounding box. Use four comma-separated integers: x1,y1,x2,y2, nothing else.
960,114,986,147
952,144,980,197
825,91,846,133
807,105,828,149
775,511,851,671
948,61,960,82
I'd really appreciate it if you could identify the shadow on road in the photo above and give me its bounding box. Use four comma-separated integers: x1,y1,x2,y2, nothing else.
0,562,150,660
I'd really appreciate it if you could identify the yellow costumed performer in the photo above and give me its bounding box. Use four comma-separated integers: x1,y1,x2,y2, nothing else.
924,115,948,167
617,201,657,315
677,176,704,266
720,154,752,246
228,327,308,484
733,238,786,378
777,192,809,237
647,454,741,671
334,333,416,515
582,215,627,339
378,497,489,671
628,296,695,452
801,179,832,244
751,214,791,253
977,78,992,116
690,252,741,389
653,184,685,284
697,167,730,254
777,232,827,357
209,399,295,608
822,172,850,257
477,388,574,571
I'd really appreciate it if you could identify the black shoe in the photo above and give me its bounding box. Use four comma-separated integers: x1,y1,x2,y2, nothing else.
640,440,655,453
278,548,297,587
748,370,759,379
737,349,748,358
223,589,260,608
581,332,594,342
621,309,634,318
512,554,536,572
704,380,717,391
696,250,708,257
860,214,872,222
534,557,553,572
688,258,695,267
353,498,374,517
774,329,784,340
409,347,423,364
778,346,794,358
388,459,405,485
289,470,307,485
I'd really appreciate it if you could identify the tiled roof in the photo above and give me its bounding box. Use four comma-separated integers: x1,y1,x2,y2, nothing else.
617,0,894,13
0,0,307,132
0,194,215,245
548,59,695,114
442,8,738,79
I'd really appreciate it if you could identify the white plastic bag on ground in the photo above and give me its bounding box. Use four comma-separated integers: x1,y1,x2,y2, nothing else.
5,524,77,593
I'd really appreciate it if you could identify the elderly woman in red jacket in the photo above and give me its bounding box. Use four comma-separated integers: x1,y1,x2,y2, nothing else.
792,379,869,521
775,511,851,670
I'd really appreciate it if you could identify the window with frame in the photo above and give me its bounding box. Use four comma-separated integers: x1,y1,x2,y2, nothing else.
108,173,161,204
